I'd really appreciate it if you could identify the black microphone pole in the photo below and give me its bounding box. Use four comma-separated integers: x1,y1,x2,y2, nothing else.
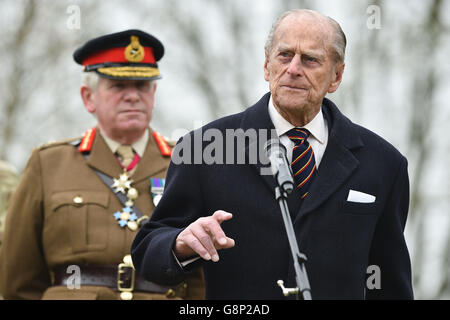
265,139,312,300
275,186,312,300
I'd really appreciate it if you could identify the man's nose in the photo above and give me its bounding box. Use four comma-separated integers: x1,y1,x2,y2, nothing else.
286,55,303,77
123,86,140,102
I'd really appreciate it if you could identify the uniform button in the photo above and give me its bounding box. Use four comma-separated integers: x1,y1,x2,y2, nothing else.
73,196,83,204
166,289,176,298
123,254,133,266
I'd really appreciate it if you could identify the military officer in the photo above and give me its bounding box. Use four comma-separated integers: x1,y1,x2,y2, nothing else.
0,30,204,300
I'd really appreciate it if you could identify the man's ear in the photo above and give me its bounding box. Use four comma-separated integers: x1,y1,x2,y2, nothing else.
264,54,270,82
328,62,345,94
80,85,96,114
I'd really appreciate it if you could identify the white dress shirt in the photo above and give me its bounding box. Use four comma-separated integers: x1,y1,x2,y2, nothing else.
268,95,328,169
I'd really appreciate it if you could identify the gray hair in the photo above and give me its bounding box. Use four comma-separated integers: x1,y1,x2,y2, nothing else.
264,9,347,64
81,71,158,91
81,71,99,90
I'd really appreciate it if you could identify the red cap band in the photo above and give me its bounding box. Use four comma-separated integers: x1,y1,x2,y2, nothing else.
82,47,156,66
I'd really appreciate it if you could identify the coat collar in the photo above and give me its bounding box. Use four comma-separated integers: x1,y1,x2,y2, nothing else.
295,97,364,222
241,93,278,194
86,131,122,178
241,93,364,221
86,127,169,183
99,129,149,158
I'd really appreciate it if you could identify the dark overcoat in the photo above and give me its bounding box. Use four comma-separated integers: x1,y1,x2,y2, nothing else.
132,93,413,300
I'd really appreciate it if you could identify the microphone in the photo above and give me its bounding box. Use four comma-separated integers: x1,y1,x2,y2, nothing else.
264,139,294,194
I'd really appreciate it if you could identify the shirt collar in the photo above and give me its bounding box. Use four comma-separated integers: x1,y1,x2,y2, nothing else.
99,128,149,157
268,95,326,144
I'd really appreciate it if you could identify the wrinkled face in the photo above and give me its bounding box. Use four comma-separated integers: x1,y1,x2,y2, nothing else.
83,77,157,140
264,13,344,121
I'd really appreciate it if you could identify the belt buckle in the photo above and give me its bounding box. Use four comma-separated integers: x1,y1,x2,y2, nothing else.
118,255,135,300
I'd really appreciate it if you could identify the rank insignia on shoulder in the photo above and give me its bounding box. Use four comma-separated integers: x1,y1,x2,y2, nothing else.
78,127,97,153
152,131,172,157
150,178,165,206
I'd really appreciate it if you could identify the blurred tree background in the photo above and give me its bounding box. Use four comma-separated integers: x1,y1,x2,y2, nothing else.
0,0,448,299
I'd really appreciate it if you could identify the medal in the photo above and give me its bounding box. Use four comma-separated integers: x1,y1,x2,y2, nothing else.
113,206,138,229
111,171,133,194
112,170,140,231
153,194,162,206
127,187,138,200
127,221,138,231
150,178,165,206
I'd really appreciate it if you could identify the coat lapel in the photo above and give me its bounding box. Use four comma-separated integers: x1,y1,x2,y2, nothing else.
293,98,364,223
241,93,278,195
234,93,364,222
87,131,123,178
132,127,170,184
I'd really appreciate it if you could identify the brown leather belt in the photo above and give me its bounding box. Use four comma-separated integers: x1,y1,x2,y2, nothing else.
52,264,186,298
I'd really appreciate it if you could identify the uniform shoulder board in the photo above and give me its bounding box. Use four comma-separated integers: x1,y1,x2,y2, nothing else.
152,131,172,157
36,137,82,150
78,128,97,153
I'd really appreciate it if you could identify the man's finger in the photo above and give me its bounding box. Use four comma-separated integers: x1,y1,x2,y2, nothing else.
210,211,233,245
212,210,233,224
213,236,235,250
181,231,212,261
174,211,234,262
190,222,219,261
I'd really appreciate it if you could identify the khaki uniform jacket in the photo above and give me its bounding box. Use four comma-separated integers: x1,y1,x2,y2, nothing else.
0,128,204,300
0,161,19,246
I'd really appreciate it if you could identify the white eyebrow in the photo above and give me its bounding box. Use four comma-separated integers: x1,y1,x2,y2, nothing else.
276,43,326,60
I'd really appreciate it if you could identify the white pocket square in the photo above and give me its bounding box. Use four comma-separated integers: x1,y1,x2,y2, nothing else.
347,190,376,203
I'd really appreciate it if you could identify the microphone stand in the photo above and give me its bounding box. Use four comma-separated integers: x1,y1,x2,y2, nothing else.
274,185,312,300
264,138,312,300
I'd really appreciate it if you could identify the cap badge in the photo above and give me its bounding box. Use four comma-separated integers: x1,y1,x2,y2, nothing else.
124,35,145,62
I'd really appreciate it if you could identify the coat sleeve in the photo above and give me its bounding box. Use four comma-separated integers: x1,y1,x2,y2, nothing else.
0,149,51,299
131,136,205,286
366,156,414,299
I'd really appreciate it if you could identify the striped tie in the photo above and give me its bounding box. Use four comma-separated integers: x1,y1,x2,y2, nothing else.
286,128,317,199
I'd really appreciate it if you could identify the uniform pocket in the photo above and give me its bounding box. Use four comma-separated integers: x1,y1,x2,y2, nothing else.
41,285,99,300
50,191,110,253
